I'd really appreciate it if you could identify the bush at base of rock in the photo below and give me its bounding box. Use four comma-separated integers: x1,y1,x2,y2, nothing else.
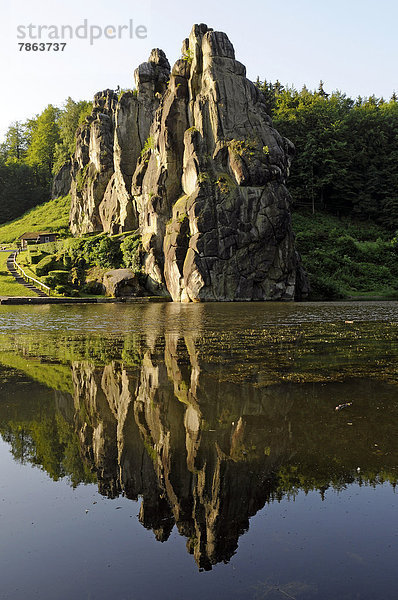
55,284,71,296
27,251,46,265
309,274,345,300
36,254,62,276
41,275,55,288
48,270,70,285
120,234,142,271
81,280,104,295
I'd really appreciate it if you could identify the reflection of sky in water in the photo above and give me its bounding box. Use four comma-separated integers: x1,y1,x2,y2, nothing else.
1,433,397,600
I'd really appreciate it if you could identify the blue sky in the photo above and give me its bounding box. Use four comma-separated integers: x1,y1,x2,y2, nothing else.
1,0,397,140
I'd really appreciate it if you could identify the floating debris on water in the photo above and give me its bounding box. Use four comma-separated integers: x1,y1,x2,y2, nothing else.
335,402,353,411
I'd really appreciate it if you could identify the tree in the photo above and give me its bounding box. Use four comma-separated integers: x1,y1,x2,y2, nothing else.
2,121,29,161
26,104,61,181
271,85,351,213
317,80,329,98
0,159,48,223
0,96,91,225
52,98,92,174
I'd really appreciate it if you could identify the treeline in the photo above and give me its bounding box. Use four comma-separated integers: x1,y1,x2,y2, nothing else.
257,80,398,230
0,98,91,224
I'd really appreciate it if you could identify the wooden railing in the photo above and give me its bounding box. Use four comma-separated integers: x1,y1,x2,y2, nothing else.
13,250,51,295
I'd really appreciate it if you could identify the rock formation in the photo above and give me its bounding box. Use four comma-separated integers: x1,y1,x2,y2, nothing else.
69,24,308,301
102,268,146,297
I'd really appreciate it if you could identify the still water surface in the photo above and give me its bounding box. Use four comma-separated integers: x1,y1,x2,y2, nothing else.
0,302,397,599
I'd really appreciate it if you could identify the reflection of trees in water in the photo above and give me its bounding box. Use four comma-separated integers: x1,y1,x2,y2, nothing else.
0,375,95,487
0,309,398,569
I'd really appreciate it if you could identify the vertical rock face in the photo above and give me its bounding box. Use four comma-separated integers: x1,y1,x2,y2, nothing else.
69,50,170,236
70,89,117,234
69,24,308,301
52,159,71,199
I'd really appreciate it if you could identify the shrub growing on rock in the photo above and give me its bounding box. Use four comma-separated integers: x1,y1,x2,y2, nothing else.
120,234,142,271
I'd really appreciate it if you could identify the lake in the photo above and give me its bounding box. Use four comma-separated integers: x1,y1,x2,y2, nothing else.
0,301,397,600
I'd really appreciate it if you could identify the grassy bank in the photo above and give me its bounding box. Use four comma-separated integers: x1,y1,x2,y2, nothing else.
0,195,70,244
13,227,143,298
293,211,398,300
0,252,36,297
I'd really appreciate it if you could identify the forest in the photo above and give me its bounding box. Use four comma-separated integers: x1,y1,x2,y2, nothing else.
0,98,91,223
256,79,398,230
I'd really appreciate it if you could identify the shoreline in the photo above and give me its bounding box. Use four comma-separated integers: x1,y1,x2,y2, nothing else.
0,296,397,305
0,296,169,305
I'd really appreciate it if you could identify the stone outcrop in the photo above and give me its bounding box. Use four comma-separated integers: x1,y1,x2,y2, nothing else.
102,268,146,297
52,159,71,198
69,50,170,236
70,89,118,234
69,24,308,301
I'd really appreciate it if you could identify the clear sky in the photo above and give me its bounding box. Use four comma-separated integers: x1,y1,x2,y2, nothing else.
1,0,397,140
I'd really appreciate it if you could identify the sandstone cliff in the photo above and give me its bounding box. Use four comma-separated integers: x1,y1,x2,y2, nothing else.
69,24,308,301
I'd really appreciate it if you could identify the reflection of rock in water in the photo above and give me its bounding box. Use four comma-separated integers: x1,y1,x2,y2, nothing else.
134,334,295,570
68,328,398,570
70,333,295,570
72,362,120,498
